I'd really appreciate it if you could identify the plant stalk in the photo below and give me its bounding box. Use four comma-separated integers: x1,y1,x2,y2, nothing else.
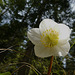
47,56,54,75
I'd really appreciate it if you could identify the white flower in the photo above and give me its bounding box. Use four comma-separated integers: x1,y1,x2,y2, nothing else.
27,19,71,58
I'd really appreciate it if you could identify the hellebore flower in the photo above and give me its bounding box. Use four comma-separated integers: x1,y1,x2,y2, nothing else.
27,19,71,58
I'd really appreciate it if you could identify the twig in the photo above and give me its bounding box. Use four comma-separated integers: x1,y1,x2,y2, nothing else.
0,46,15,53
11,64,25,75
11,62,42,75
0,48,33,59
0,8,9,16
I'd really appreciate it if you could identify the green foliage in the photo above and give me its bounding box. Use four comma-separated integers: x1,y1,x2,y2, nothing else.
0,72,11,75
0,0,2,4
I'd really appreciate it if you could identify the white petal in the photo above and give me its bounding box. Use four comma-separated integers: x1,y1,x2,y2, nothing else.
34,42,70,57
34,45,55,58
58,24,71,43
27,28,41,45
53,42,70,56
39,19,57,33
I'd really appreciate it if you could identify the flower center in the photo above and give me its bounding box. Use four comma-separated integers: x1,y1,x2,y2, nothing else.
40,28,59,47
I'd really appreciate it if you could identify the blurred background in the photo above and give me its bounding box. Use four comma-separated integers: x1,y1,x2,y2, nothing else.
0,0,75,75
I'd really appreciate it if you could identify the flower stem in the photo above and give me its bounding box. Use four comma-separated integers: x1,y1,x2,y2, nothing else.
47,56,54,75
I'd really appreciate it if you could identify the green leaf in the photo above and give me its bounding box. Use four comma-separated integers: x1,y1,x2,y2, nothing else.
0,72,11,75
0,0,2,4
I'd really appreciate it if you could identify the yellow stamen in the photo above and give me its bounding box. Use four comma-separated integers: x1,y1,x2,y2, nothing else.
40,28,59,47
